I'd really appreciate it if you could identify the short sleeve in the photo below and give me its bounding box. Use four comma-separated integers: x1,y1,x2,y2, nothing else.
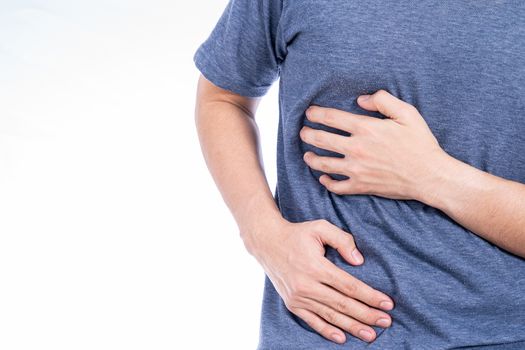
193,0,286,98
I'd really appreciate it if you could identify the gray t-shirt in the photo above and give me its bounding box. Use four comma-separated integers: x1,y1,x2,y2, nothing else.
193,1,525,349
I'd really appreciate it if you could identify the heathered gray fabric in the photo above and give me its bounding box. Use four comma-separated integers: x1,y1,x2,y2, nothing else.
193,1,525,349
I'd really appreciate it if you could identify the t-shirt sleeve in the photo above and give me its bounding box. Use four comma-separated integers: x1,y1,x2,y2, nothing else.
193,0,286,98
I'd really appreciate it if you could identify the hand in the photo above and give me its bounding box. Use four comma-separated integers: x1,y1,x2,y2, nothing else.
242,217,395,344
299,89,449,201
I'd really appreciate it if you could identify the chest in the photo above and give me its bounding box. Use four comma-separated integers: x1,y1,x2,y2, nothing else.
282,1,524,76
278,1,525,179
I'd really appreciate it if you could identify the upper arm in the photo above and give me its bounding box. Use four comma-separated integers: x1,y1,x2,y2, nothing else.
196,73,261,120
192,0,286,119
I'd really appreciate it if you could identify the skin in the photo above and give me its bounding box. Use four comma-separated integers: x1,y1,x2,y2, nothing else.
195,75,525,344
195,75,394,344
300,89,525,258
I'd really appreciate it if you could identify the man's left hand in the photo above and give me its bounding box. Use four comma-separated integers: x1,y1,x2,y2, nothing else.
300,89,451,201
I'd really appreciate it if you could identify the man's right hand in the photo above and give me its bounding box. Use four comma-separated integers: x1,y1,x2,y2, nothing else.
242,217,395,344
194,75,393,344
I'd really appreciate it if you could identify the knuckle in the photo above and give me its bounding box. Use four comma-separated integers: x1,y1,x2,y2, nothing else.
407,104,418,113
284,295,305,313
361,181,374,195
324,270,338,287
302,227,317,240
353,307,372,323
344,280,357,295
324,310,338,324
310,259,326,275
400,104,417,115
290,280,308,298
345,234,356,247
313,219,329,230
355,122,371,135
345,159,356,178
350,141,365,158
335,299,350,313
303,262,320,277
376,89,389,98
288,288,301,300
326,182,342,195
283,300,295,312
288,282,299,298
341,140,353,154
346,161,361,176
324,109,336,123
288,289,299,301
353,181,368,194
315,157,326,171
350,139,369,159
323,108,336,120
312,130,323,144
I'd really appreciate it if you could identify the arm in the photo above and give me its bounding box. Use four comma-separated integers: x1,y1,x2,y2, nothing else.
195,75,396,344
298,89,525,258
417,152,525,258
194,74,282,244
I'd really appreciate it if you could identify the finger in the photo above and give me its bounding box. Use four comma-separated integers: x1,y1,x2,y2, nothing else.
299,126,349,155
310,283,392,328
320,258,395,311
305,298,377,343
303,151,348,175
314,220,364,265
357,89,417,124
293,308,346,344
319,175,362,195
305,105,378,134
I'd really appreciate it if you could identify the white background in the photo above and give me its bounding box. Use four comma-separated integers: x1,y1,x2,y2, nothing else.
0,1,280,349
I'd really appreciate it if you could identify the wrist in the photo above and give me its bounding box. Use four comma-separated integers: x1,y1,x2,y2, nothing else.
413,149,458,209
239,210,289,258
235,192,289,257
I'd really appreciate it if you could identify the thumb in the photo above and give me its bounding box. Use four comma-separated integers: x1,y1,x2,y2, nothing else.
357,89,416,124
315,220,364,265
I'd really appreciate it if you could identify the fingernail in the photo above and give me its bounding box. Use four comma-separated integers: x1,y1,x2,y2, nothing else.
358,94,371,102
351,248,364,264
331,333,345,343
376,318,391,328
380,300,394,310
358,329,374,342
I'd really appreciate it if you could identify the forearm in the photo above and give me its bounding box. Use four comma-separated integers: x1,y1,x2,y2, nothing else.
295,90,525,258
417,152,525,258
194,83,285,254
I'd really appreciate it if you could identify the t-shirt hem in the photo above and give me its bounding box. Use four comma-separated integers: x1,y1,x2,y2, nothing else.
193,47,271,98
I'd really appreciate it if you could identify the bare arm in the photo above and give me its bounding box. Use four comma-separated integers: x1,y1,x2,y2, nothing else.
297,89,525,258
194,74,283,246
194,74,396,344
419,153,525,258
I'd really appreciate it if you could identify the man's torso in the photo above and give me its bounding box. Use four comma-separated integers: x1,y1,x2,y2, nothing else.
259,1,525,349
